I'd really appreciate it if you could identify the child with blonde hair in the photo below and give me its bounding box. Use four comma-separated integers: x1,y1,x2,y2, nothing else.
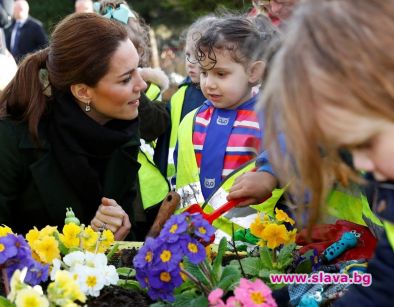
262,0,394,305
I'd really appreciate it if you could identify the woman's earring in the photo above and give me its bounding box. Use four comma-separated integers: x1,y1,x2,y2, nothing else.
85,101,91,112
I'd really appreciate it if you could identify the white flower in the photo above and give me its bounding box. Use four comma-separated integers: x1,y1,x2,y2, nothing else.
84,251,107,268
63,251,85,268
103,265,119,286
7,268,28,302
50,258,62,280
77,266,105,297
68,263,84,282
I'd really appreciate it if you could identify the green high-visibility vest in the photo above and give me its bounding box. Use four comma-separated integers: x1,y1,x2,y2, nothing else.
137,149,170,210
145,83,162,101
167,85,188,179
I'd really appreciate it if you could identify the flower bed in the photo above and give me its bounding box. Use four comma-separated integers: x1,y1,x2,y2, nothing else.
0,206,373,306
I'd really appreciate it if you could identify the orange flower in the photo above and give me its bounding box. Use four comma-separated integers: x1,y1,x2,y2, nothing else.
275,208,295,225
261,224,288,249
250,217,266,238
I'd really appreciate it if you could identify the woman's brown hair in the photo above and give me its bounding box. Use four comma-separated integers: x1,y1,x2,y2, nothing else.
260,0,394,231
0,13,129,141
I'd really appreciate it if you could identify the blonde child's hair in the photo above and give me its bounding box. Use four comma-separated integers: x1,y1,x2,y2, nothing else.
261,0,394,230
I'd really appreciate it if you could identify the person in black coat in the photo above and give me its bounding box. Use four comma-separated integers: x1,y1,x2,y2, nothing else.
0,13,148,240
4,0,47,62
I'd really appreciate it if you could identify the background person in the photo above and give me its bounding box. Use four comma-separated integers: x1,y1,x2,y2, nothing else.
4,0,48,62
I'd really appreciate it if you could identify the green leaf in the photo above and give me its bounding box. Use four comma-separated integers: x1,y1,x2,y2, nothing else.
0,296,15,307
212,237,227,279
106,242,120,262
174,280,198,295
189,295,209,307
258,268,281,279
117,279,142,291
173,292,200,307
277,243,296,265
217,265,241,291
183,258,210,286
53,231,69,255
116,267,136,277
230,257,261,277
150,301,171,307
259,246,273,269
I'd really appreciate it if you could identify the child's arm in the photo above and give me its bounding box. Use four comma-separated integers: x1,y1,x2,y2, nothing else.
138,67,169,92
138,92,170,142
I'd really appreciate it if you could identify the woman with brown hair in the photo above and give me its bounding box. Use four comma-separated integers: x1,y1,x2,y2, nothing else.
262,0,394,305
0,13,147,240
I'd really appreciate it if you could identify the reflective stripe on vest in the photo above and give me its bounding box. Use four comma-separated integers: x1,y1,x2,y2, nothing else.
145,83,162,101
138,149,170,210
176,108,201,206
167,85,188,178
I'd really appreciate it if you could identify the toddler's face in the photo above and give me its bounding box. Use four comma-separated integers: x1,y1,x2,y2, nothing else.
184,40,200,84
199,49,254,110
318,105,394,181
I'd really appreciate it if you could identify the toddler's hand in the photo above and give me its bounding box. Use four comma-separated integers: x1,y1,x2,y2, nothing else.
227,171,277,207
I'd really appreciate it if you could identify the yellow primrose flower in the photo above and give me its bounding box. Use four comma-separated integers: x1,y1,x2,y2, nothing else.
81,226,99,251
47,270,86,305
96,229,114,253
250,216,266,238
59,223,81,248
275,208,295,225
26,227,40,245
286,229,297,244
261,224,289,249
0,225,13,237
39,225,58,237
34,236,60,264
14,288,49,307
257,239,266,247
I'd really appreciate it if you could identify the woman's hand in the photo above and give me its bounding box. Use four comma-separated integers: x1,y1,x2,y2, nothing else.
90,197,131,241
227,171,278,207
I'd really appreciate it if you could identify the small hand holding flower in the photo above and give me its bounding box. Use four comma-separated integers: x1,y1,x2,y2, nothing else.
91,197,131,241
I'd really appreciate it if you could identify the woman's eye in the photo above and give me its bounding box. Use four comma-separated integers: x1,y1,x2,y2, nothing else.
121,76,132,84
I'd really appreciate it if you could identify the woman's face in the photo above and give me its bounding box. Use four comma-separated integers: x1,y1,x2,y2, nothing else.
86,39,147,124
318,105,394,181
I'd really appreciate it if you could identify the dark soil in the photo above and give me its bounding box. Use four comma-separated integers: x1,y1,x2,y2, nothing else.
109,247,139,268
88,248,153,306
86,285,152,307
